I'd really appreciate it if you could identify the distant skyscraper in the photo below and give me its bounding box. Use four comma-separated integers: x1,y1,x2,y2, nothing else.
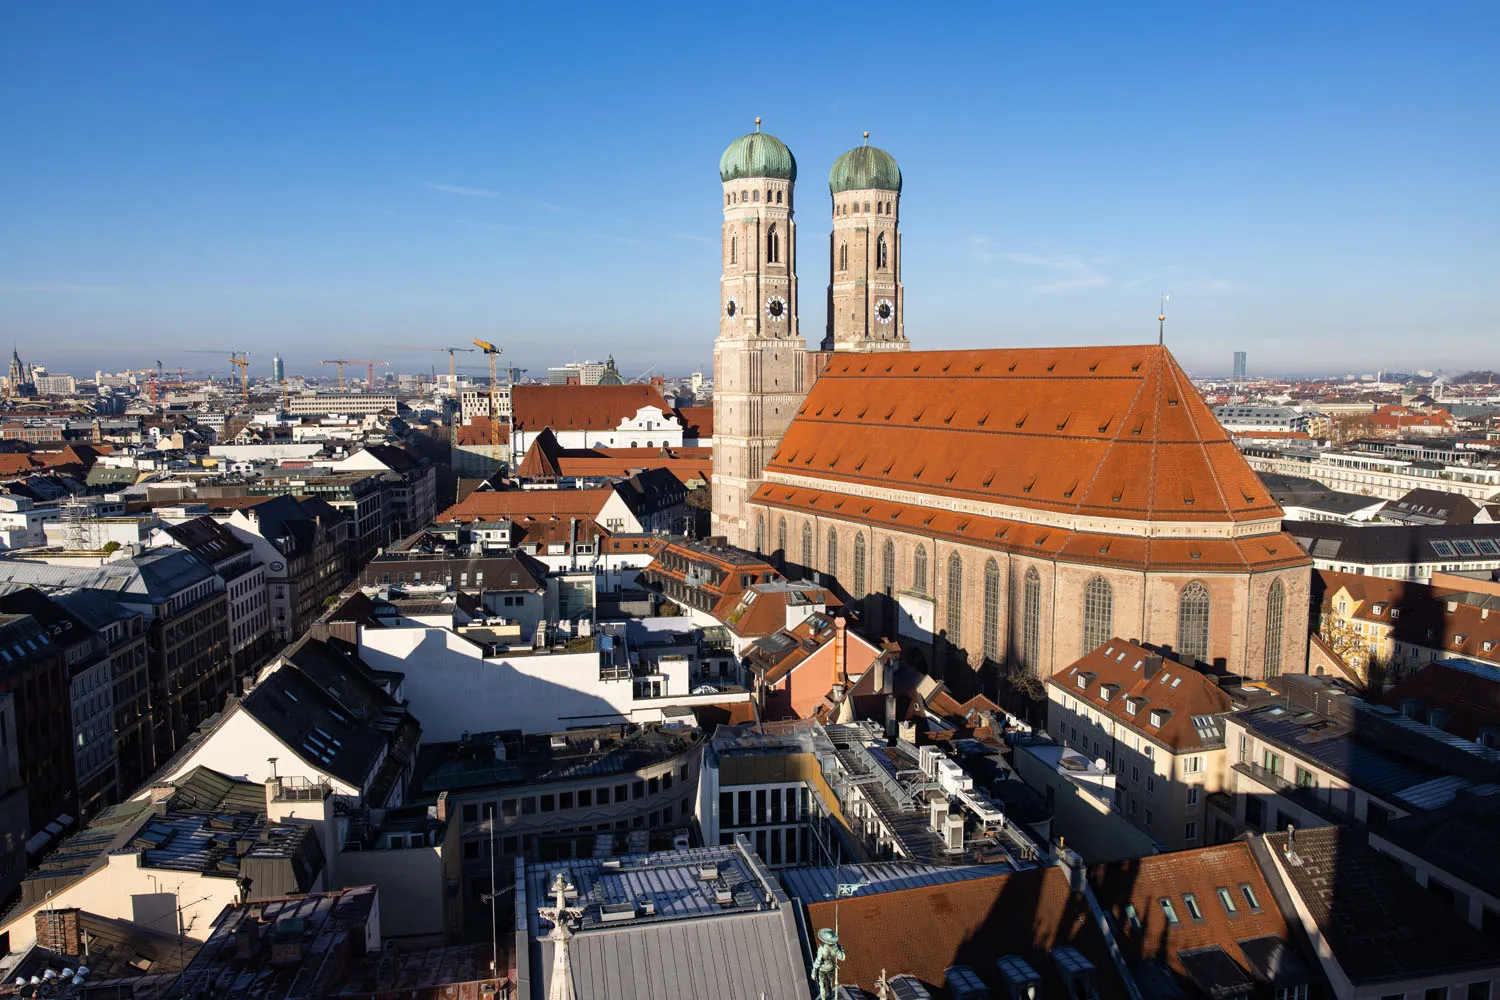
1232,351,1247,382
272,354,285,382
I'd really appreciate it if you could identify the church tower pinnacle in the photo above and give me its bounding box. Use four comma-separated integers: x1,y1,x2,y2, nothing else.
711,119,808,549
825,134,907,352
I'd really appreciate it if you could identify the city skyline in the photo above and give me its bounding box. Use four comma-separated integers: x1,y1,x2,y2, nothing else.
2,3,1497,375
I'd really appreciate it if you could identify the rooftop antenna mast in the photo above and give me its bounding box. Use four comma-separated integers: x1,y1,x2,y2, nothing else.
1158,293,1170,346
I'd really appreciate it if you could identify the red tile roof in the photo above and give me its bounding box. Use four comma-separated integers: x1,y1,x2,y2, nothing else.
436,488,613,523
1051,638,1234,752
803,866,1129,1000
454,416,510,448
767,345,1283,524
510,384,673,432
1382,660,1500,742
674,405,714,439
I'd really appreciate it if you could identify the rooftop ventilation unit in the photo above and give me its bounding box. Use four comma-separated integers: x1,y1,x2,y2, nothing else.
997,955,1042,1000
598,902,636,924
945,966,992,1000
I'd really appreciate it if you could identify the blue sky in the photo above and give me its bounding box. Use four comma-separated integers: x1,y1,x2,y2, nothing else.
2,2,1495,380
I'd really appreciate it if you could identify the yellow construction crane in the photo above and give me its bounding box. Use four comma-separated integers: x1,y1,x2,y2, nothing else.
472,338,504,465
382,345,476,389
185,349,250,404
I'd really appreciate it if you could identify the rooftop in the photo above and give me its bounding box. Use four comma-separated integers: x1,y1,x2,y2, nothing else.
1052,639,1234,752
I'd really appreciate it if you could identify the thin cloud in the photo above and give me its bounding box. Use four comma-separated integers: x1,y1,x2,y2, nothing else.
1004,250,1110,294
673,232,714,245
423,182,499,199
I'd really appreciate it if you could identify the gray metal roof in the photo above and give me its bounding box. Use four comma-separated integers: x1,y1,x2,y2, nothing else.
778,862,1007,904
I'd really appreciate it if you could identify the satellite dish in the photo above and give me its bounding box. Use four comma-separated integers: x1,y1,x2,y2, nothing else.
1095,758,1107,771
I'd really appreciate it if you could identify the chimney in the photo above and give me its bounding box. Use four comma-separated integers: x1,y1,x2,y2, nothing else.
833,616,848,686
1143,655,1164,681
35,908,82,956
436,790,449,823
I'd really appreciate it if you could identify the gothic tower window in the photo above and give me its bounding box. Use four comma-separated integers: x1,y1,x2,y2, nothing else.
983,558,1001,662
1264,579,1286,677
754,514,765,555
876,235,888,269
853,532,866,595
753,190,760,202
767,225,780,264
881,539,895,595
801,523,813,569
776,190,782,203
1082,576,1114,654
730,236,737,264
826,527,839,577
1178,582,1211,664
1022,567,1041,672
913,544,928,594
839,242,847,272
777,517,787,559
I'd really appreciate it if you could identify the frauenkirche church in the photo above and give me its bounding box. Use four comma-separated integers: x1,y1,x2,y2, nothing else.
709,122,1311,690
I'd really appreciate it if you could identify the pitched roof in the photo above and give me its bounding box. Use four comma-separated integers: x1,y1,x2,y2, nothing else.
436,487,613,523
1263,826,1499,985
767,345,1282,524
1089,842,1306,992
1318,569,1500,667
674,405,714,439
510,383,674,432
453,415,510,448
1379,487,1481,525
514,427,566,478
1050,639,1234,752
803,865,1130,1000
1381,660,1500,740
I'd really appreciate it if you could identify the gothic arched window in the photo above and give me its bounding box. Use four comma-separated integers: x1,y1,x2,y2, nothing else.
876,235,888,269
946,554,964,645
801,522,813,569
853,532,867,595
983,558,1001,662
1178,582,1211,664
1022,567,1041,672
753,190,760,202
767,225,780,264
839,242,847,272
826,527,839,578
776,190,782,204
777,517,787,559
754,515,765,555
729,236,737,265
1264,579,1286,677
913,544,928,595
1082,576,1114,654
881,539,895,596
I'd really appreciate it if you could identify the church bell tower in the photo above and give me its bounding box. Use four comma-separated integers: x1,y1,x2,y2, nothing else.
711,120,808,549
825,134,907,352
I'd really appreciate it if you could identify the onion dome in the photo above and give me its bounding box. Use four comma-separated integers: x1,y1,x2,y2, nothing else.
829,135,901,194
720,119,797,182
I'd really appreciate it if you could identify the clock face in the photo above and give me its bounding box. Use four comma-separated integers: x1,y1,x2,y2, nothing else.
876,299,894,324
765,295,787,320
725,298,737,318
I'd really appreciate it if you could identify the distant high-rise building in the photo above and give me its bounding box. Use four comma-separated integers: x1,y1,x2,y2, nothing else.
547,360,607,386
1232,351,1247,382
272,354,285,382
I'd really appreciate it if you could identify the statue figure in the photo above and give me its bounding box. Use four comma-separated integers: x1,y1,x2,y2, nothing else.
811,927,846,1000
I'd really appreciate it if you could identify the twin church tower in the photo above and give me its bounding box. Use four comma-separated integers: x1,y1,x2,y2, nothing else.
712,120,908,543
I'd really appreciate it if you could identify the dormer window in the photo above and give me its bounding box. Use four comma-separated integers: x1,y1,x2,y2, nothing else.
1148,708,1170,728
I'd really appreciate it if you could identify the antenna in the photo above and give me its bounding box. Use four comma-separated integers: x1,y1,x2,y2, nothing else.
1158,293,1170,346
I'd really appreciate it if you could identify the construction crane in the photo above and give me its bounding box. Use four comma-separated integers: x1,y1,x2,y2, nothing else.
320,359,387,391
472,339,504,465
185,349,251,403
383,345,476,390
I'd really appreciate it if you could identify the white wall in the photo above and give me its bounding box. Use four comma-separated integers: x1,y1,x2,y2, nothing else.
142,708,361,798
210,443,325,462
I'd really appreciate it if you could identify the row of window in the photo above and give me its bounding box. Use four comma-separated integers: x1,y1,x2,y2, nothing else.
836,200,894,216
756,512,1288,673
836,237,890,272
462,801,682,859
457,771,677,823
727,188,785,206
1148,882,1264,928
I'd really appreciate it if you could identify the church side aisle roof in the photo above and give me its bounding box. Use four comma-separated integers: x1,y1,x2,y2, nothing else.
765,345,1283,525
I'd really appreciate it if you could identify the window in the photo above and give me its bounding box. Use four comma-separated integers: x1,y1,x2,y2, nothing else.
1187,786,1199,806
766,224,780,264
827,528,839,577
1216,886,1239,915
1295,766,1314,789
461,803,478,823
876,234,888,269
1023,567,1041,671
946,553,963,643
729,235,737,264
853,532,867,595
754,515,764,554
1424,989,1448,1000
983,558,1001,661
839,241,848,271
1146,775,1155,794
1185,821,1198,841
801,523,813,568
1276,988,1309,1000
1264,751,1282,776
1178,582,1211,663
1183,755,1205,774
1239,883,1262,913
913,544,928,594
1082,576,1113,654
1183,892,1204,922
777,517,787,558
1264,578,1285,676
881,539,895,596
1159,898,1179,925
1124,903,1140,930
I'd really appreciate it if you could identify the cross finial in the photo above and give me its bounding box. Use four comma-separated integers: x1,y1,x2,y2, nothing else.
1158,293,1169,346
863,131,870,145
754,116,762,132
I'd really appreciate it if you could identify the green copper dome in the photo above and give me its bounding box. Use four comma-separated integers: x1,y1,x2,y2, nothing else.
829,143,901,194
720,128,797,183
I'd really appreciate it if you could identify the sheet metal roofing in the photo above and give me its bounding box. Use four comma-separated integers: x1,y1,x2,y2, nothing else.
767,345,1283,524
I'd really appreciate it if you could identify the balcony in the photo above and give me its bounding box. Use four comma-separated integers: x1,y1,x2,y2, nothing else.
1231,762,1358,828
